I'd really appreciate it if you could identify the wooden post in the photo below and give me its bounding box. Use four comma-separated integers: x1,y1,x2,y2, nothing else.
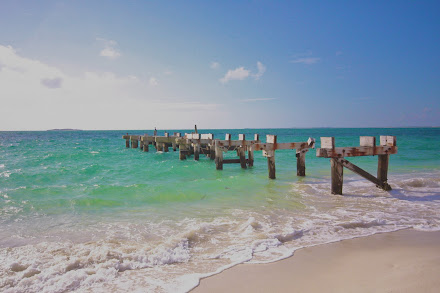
139,139,144,150
194,144,200,160
331,158,344,195
265,135,277,179
239,148,247,169
296,149,307,176
172,142,177,152
209,145,215,160
179,144,187,160
321,137,342,194
163,144,169,152
238,134,247,168
131,138,138,148
215,141,223,170
248,149,254,167
125,139,130,148
265,150,276,179
143,142,149,152
247,134,258,166
377,136,395,191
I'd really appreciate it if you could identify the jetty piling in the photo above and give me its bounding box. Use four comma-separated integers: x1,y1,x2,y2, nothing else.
122,130,397,195
316,136,398,195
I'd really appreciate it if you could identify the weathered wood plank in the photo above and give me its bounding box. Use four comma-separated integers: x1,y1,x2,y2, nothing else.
179,145,188,160
266,135,277,144
360,136,376,147
267,151,276,179
248,149,254,167
377,154,390,188
380,135,396,146
250,142,311,151
321,137,335,149
201,133,214,140
223,158,250,164
194,144,200,161
215,141,223,170
331,158,343,195
125,139,130,148
239,147,247,169
336,158,391,191
296,149,307,176
316,146,398,158
156,137,179,143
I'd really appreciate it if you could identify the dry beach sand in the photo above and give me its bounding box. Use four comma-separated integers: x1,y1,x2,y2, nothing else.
192,229,440,293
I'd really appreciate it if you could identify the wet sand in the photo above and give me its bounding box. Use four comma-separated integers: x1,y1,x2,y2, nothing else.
192,229,440,293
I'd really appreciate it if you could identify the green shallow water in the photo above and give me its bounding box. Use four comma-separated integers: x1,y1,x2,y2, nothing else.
1,128,439,292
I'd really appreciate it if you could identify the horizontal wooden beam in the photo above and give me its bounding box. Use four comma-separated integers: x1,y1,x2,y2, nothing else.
251,142,313,151
223,158,249,164
316,146,397,158
155,136,180,143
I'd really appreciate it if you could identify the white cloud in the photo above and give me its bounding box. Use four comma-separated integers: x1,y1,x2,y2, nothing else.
242,98,276,102
290,57,320,65
149,77,158,86
220,61,266,83
0,45,222,130
253,61,266,80
97,38,121,59
220,66,250,83
210,61,220,69
99,47,121,59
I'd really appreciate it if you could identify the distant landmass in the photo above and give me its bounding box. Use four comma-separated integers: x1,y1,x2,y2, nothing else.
47,129,83,131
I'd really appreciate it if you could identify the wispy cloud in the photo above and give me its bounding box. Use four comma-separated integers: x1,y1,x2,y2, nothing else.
253,61,266,80
290,57,320,65
210,61,220,69
97,38,121,59
220,66,250,83
242,98,276,102
220,61,266,83
149,77,158,86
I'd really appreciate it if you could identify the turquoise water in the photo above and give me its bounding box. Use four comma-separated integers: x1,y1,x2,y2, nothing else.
1,128,440,292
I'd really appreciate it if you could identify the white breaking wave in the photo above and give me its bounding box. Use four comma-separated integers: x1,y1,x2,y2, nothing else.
1,172,440,292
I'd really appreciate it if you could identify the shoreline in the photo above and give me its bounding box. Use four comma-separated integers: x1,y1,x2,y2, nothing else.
192,229,440,293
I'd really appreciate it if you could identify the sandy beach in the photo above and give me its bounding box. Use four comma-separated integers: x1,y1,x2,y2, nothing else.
193,229,440,293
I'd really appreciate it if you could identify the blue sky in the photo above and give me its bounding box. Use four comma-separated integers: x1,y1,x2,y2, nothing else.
1,1,439,130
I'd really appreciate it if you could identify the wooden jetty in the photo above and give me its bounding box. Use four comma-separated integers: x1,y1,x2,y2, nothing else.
316,136,398,195
213,134,315,179
122,129,398,195
122,129,315,179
